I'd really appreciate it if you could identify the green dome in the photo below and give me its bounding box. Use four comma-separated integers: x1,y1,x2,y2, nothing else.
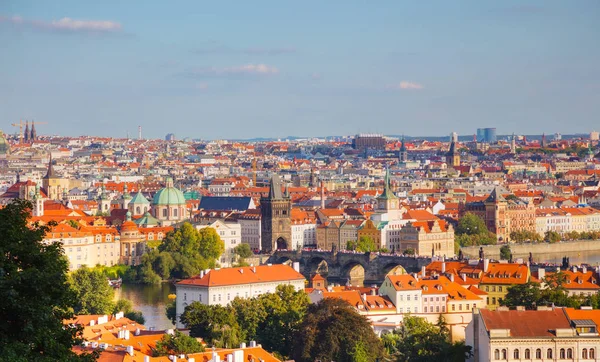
152,185,186,205
0,131,9,155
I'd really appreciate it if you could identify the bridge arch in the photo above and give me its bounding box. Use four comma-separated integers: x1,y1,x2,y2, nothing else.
342,261,368,287
382,262,407,277
276,256,294,266
308,256,329,277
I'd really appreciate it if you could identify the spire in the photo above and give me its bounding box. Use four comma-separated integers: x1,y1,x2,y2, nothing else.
268,174,283,199
24,121,29,142
378,168,397,200
400,135,407,152
485,187,506,203
44,154,56,179
30,122,36,141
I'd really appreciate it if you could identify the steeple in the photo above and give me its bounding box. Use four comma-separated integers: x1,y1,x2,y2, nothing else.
24,121,29,143
445,134,460,167
44,154,56,179
399,136,408,162
30,122,36,141
268,174,284,199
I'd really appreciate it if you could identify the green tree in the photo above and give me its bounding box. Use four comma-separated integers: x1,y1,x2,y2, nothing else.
180,302,241,348
257,284,309,358
356,236,377,252
234,243,253,259
390,316,471,362
153,251,176,280
544,231,561,243
499,244,511,261
113,299,145,324
69,266,116,315
346,240,357,251
0,199,97,361
152,330,204,356
197,227,226,261
403,248,415,255
456,213,487,236
230,297,267,342
292,298,383,362
501,282,542,310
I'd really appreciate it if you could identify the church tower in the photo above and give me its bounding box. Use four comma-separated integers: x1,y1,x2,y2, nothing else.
510,133,516,154
42,155,60,200
30,123,36,141
445,136,460,167
484,187,508,242
98,185,111,214
376,169,399,212
260,174,292,252
399,137,408,162
24,121,29,143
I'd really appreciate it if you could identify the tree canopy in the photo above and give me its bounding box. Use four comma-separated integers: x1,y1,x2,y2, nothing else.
0,199,97,361
292,298,383,362
70,267,116,315
130,222,225,284
383,316,471,362
152,330,204,356
455,213,497,246
499,244,512,261
356,236,377,252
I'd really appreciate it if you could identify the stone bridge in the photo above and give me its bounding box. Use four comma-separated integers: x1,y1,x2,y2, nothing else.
266,250,432,286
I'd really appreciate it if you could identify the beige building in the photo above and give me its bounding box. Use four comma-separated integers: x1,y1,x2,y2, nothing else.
399,219,455,257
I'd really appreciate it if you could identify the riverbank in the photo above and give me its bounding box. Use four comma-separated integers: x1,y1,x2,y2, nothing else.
461,239,600,265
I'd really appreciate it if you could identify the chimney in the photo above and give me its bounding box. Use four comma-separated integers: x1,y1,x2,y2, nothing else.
293,262,300,273
371,288,376,296
441,262,446,273
484,258,490,272
320,180,326,209
124,330,130,340
240,343,247,349
90,320,95,326
212,351,220,362
362,293,367,301
135,328,141,336
449,274,455,282
421,266,426,278
582,266,587,274
572,265,578,273
189,359,195,362
538,268,545,280
126,346,134,356
249,341,257,347
461,273,467,282
227,354,233,362
239,269,244,274
233,350,244,362
144,357,151,362
200,270,205,278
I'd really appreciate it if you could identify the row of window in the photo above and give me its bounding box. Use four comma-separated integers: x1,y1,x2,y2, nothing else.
494,347,595,360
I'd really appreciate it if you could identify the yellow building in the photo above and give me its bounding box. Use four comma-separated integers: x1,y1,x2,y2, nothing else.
479,261,530,310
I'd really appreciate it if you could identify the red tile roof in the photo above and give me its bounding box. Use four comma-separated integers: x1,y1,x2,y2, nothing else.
177,264,304,287
480,308,571,337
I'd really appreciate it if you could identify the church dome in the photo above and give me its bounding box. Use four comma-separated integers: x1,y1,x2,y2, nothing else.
0,130,10,155
152,177,186,206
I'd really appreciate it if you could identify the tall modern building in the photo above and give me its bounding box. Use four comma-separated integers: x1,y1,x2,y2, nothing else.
165,133,176,141
477,128,497,143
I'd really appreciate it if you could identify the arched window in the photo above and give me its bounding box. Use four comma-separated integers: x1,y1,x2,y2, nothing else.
501,349,507,360
547,349,553,359
567,348,572,359
494,349,500,360
524,349,530,359
536,349,541,359
513,349,519,359
560,348,565,359
591,348,596,358
582,348,588,359
136,206,141,214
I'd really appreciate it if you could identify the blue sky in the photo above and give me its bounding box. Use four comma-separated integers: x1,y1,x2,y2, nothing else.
1,1,599,140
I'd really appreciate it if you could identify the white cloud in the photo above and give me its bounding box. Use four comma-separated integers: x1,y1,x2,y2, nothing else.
0,14,122,33
388,81,424,90
190,64,279,77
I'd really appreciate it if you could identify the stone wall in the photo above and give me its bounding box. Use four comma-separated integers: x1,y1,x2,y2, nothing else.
461,240,600,260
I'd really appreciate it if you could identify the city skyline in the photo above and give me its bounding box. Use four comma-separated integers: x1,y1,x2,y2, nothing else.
1,1,599,139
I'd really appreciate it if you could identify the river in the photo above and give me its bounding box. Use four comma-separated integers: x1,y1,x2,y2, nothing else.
114,283,175,330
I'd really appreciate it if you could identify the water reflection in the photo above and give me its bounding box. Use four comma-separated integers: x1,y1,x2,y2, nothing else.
527,249,600,266
114,283,175,330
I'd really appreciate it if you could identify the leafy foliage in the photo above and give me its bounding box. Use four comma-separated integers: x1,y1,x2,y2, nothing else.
544,230,561,243
69,266,116,315
499,244,511,261
130,222,225,284
234,243,253,259
292,298,383,362
180,284,308,358
356,236,377,252
455,213,497,247
0,199,97,361
509,230,542,243
385,316,472,362
152,330,204,356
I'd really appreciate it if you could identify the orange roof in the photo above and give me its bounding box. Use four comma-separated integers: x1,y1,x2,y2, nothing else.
177,265,305,287
403,209,438,221
481,263,529,285
564,308,600,329
480,308,571,337
386,274,420,291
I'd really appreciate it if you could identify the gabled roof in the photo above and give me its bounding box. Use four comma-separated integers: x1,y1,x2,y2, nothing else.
485,187,506,203
130,191,150,205
386,274,420,291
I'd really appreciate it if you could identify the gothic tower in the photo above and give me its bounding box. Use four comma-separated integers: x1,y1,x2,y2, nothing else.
24,121,29,143
260,174,292,252
484,187,508,242
30,122,36,141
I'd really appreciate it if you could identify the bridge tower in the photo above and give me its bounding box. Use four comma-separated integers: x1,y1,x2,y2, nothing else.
260,174,291,252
